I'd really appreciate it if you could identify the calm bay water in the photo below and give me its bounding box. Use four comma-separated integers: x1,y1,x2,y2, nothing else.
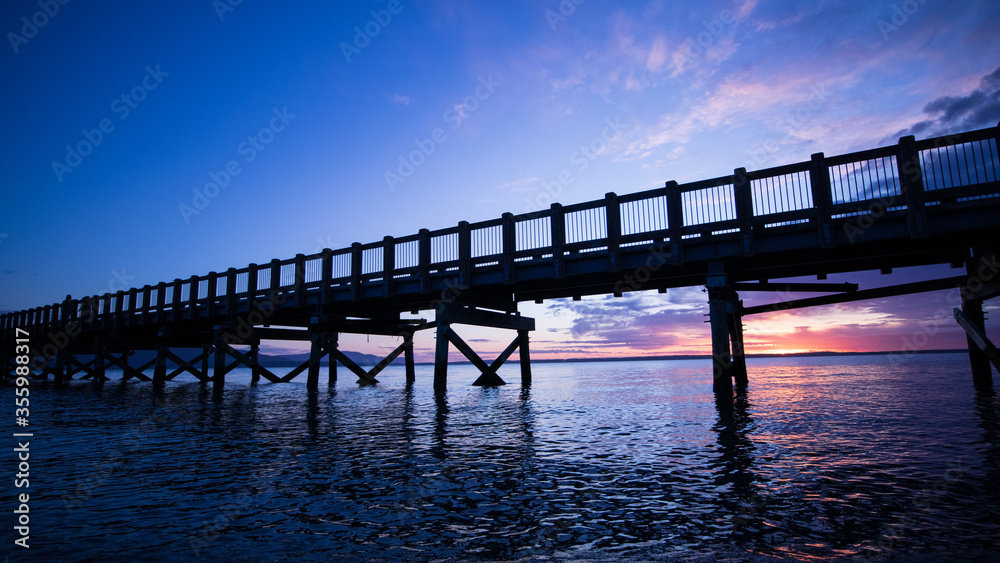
3,353,1000,561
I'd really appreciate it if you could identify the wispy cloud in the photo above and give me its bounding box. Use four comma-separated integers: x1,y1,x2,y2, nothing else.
494,176,540,193
392,94,411,106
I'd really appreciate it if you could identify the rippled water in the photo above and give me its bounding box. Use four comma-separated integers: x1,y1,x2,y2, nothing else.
4,353,1000,561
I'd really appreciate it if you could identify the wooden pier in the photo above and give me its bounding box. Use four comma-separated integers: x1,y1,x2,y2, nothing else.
3,124,1000,391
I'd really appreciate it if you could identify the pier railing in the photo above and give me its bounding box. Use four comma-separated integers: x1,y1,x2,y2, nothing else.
3,125,998,336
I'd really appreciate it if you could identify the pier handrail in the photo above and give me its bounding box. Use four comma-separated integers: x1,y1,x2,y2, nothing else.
3,124,998,334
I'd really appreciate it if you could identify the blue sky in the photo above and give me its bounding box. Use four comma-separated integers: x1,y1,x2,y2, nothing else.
1,0,998,361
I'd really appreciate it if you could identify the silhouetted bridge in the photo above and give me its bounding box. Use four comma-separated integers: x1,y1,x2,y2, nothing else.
4,124,1000,392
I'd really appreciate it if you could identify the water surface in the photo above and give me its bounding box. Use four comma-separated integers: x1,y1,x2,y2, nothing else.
3,353,999,561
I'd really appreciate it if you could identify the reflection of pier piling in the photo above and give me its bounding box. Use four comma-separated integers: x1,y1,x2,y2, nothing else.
3,124,1000,392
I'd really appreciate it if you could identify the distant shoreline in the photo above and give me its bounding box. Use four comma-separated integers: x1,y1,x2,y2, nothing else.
409,348,966,366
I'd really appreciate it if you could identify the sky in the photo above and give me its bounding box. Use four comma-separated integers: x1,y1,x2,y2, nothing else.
1,0,999,363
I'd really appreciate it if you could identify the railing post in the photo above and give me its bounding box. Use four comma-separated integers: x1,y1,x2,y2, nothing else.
41,305,51,333
225,268,237,318
125,288,137,328
502,213,516,284
550,204,566,279
140,286,151,325
666,180,684,264
246,264,257,305
321,250,333,305
155,282,167,324
605,192,621,272
206,273,218,318
188,276,200,320
809,153,834,248
733,167,754,256
458,221,471,288
418,229,431,294
101,295,112,330
897,135,927,239
171,278,183,323
383,236,395,298
61,295,73,332
269,259,281,297
114,291,125,328
294,253,306,308
351,243,362,301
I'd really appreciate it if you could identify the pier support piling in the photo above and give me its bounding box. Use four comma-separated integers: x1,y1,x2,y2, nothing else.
707,271,748,391
328,332,338,387
433,303,534,391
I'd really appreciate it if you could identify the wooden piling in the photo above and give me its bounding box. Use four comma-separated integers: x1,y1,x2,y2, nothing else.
434,320,449,393
519,329,531,386
404,331,415,384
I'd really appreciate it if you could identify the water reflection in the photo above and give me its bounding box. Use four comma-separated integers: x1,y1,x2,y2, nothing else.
713,386,764,546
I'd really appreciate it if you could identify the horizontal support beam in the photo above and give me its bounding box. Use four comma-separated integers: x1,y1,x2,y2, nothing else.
732,282,858,293
437,305,535,331
742,275,968,315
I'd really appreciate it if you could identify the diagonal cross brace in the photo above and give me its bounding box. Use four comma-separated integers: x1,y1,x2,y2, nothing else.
954,307,1000,372
330,348,379,384
104,351,152,382
444,327,513,386
163,348,211,381
217,342,283,383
